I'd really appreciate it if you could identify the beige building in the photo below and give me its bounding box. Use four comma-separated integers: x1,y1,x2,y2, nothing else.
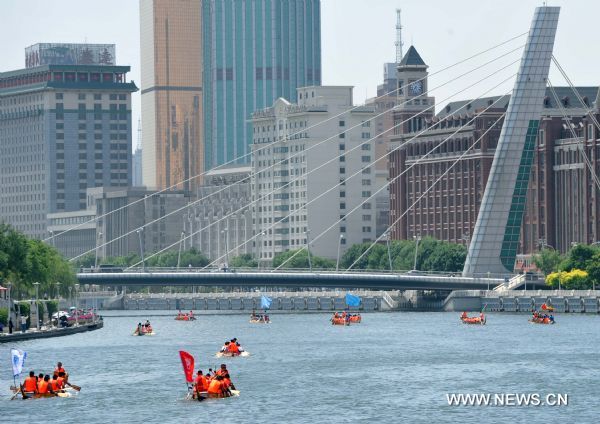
140,0,203,191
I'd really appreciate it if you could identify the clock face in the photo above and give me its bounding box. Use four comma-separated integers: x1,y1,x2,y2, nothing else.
409,80,423,96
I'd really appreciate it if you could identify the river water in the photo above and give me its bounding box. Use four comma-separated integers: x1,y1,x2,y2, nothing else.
1,311,598,423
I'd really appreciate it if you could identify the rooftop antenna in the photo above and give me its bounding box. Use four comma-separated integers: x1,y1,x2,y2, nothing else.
395,8,404,63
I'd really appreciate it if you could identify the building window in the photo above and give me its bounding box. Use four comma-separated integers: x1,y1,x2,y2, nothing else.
588,124,594,141
361,156,371,163
339,132,345,139
339,143,345,150
339,120,345,127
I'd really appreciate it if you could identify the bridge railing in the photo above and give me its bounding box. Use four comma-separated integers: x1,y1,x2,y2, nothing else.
125,289,402,300
79,266,514,280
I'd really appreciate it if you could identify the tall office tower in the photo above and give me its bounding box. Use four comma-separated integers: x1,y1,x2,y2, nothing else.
140,0,203,191
203,0,322,169
0,43,137,239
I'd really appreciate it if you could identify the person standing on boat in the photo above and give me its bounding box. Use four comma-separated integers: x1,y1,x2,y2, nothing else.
8,317,13,334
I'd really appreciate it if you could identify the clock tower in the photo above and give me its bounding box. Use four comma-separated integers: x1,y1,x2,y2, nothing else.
394,45,435,135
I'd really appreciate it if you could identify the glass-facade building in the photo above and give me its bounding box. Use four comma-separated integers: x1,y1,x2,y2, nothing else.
202,0,321,169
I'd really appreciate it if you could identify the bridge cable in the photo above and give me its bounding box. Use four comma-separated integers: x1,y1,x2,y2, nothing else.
547,79,600,193
344,112,507,273
80,53,521,264
204,79,516,271
55,33,527,247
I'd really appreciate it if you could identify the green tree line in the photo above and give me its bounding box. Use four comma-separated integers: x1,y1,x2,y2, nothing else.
0,224,76,300
534,244,600,289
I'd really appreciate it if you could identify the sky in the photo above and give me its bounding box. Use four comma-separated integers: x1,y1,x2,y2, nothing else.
1,0,598,149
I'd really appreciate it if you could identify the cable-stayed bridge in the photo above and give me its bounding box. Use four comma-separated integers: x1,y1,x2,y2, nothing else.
68,7,579,291
76,268,505,290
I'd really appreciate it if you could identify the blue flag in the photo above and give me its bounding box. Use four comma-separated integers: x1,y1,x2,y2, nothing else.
345,293,361,307
11,349,27,378
260,295,272,310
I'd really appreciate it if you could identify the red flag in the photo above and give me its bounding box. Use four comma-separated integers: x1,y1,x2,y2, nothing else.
541,303,548,310
179,350,195,383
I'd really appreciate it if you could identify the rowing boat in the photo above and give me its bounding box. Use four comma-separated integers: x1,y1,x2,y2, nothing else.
249,319,271,324
331,317,350,326
175,316,197,321
10,386,78,400
133,330,156,336
529,318,555,325
460,316,486,325
185,389,240,401
215,351,250,358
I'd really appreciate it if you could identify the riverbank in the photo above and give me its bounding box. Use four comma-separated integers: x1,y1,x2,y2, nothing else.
0,319,103,343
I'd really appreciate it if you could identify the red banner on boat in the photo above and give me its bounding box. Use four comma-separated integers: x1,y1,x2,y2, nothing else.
179,350,195,383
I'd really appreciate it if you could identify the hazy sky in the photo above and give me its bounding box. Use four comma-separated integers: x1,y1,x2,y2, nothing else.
1,0,597,148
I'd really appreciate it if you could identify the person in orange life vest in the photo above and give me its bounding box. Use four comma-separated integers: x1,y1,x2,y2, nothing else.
54,362,66,374
189,310,194,318
228,341,240,355
220,341,230,353
231,338,244,353
461,311,468,319
215,364,229,377
37,375,54,395
207,375,225,397
23,371,38,394
479,312,485,321
57,372,67,389
194,370,208,391
50,374,62,392
222,373,236,391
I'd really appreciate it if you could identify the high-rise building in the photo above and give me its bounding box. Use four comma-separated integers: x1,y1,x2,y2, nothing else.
202,0,322,169
140,0,321,188
251,86,377,264
140,0,203,191
0,44,137,239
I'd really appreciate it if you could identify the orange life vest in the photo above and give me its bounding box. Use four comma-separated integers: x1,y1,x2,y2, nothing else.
23,377,37,392
228,343,240,354
207,379,222,394
51,380,60,391
57,377,65,389
55,367,65,374
222,377,231,388
38,380,50,394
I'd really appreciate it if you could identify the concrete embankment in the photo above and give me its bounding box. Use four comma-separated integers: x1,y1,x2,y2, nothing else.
103,290,402,312
443,289,600,313
0,320,103,343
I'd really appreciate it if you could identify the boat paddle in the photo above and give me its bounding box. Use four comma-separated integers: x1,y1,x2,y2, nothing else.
10,385,22,401
66,382,81,391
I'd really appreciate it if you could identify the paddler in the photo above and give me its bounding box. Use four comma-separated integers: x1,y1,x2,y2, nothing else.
54,362,66,375
215,364,228,377
194,370,208,392
50,374,61,392
207,375,225,398
228,339,240,355
37,375,54,395
23,371,38,394
220,341,231,353
461,311,468,319
57,372,67,389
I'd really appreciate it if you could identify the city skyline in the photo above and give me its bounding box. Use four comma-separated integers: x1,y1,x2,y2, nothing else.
2,0,598,164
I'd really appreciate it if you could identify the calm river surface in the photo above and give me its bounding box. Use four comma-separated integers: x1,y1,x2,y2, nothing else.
1,311,599,423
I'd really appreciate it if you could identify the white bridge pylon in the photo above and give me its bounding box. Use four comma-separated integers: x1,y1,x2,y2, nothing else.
463,6,560,276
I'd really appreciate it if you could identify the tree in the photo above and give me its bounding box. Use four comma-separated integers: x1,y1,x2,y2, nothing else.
273,249,335,270
560,244,598,272
533,248,563,275
421,242,467,272
230,254,258,268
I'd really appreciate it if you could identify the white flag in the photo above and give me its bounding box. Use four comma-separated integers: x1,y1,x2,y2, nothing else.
11,349,27,377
